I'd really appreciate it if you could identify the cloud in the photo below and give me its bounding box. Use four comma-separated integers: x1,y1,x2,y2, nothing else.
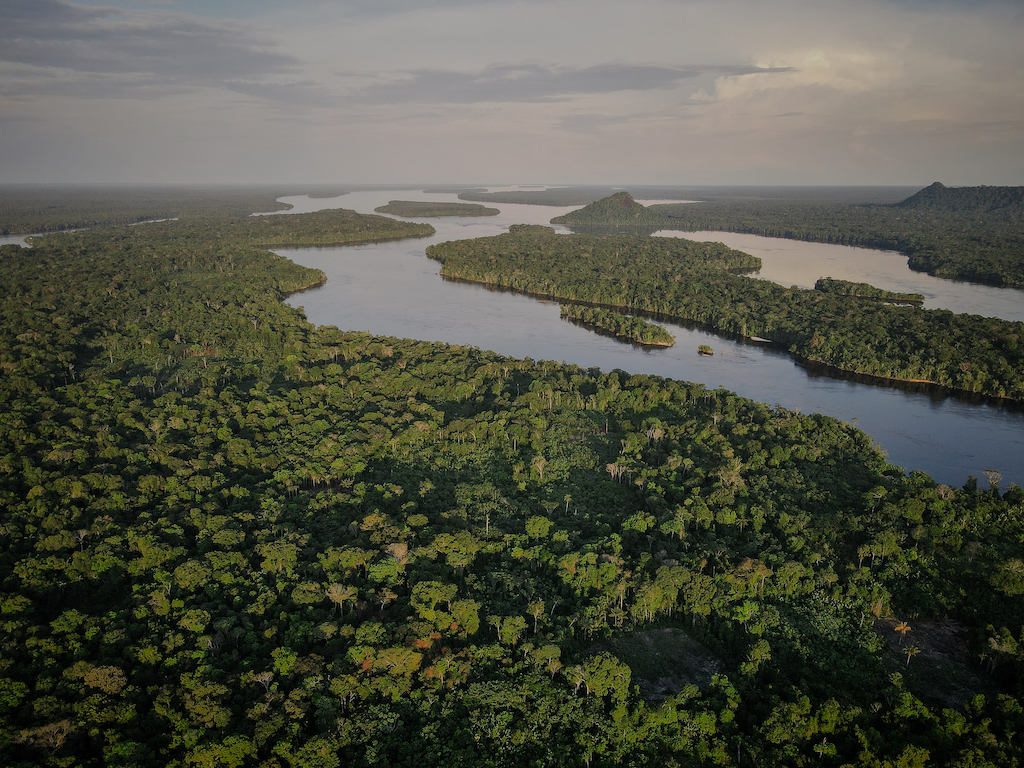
557,110,699,134
1,0,109,24
0,0,301,97
877,0,1019,8
353,62,795,105
557,113,643,133
296,0,510,19
221,80,339,109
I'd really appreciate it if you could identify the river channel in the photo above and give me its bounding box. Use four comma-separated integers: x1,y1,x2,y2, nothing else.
272,189,1024,489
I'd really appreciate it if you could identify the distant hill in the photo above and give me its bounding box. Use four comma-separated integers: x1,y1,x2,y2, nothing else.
895,182,1024,216
543,186,1024,288
550,191,667,228
461,186,916,206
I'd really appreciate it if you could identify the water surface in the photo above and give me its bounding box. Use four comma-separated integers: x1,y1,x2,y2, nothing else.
657,230,1024,323
274,190,1024,488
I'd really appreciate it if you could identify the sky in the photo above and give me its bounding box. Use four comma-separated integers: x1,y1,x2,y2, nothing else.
1,0,1022,186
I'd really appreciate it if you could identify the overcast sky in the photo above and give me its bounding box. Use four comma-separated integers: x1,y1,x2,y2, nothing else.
1,0,1022,185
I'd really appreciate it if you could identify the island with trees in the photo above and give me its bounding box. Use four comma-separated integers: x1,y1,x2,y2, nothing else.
618,183,1024,289
1,193,1024,767
373,201,500,218
814,277,924,304
559,304,676,346
427,221,1024,401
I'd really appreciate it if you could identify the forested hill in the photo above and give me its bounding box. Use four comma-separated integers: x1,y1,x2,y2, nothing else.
3,208,1024,767
895,182,1024,218
550,192,664,229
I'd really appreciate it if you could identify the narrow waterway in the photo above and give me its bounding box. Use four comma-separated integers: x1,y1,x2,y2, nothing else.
272,189,1024,488
656,230,1024,323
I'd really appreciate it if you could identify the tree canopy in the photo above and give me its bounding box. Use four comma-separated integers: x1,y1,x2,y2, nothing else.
2,201,1024,767
427,227,1024,401
552,186,1024,288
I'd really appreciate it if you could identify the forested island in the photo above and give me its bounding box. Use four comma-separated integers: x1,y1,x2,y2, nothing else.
814,278,924,304
2,198,1024,767
373,201,499,218
559,304,676,346
550,185,1024,289
427,223,1024,401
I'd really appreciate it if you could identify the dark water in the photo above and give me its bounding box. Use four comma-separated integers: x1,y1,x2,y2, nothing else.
275,190,1024,489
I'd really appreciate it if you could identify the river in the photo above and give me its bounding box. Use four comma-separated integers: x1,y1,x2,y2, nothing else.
656,230,1024,324
269,188,1024,489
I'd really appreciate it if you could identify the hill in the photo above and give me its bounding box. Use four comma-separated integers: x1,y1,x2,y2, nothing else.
550,191,666,229
648,186,1024,288
895,182,1024,217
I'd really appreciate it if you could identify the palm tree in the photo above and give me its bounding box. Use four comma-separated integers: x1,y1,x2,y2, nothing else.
894,621,911,645
905,645,921,669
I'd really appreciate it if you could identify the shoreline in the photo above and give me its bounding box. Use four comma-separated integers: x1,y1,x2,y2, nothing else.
561,316,675,348
436,270,1022,406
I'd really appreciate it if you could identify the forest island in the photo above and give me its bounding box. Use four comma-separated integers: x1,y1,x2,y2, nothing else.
429,198,1024,402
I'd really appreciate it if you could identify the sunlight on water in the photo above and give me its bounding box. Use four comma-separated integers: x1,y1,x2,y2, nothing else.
269,190,1024,488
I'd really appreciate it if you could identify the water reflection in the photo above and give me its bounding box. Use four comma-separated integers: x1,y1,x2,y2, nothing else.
272,190,1024,488
656,230,1024,323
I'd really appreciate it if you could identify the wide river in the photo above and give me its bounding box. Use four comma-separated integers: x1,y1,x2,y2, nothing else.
270,189,1024,489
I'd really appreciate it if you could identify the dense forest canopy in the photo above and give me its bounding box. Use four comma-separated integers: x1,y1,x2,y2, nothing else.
0,185,441,236
551,186,1024,289
896,182,1024,215
559,304,676,347
813,278,924,305
427,226,1024,401
2,196,1024,767
0,186,356,235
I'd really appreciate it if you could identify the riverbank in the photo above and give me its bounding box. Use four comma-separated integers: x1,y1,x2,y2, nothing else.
438,271,1022,406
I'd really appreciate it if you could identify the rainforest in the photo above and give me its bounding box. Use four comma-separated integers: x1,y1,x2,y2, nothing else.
2,187,1024,768
426,220,1024,401
551,186,1024,289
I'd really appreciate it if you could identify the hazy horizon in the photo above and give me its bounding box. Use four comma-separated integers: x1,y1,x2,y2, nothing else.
2,0,1022,187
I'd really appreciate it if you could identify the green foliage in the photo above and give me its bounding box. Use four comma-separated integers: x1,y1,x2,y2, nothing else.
427,225,1024,401
560,304,676,346
815,277,924,304
508,224,556,235
648,183,1024,288
897,181,1024,214
459,186,622,206
0,184,357,234
1,204,1023,767
551,192,667,228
